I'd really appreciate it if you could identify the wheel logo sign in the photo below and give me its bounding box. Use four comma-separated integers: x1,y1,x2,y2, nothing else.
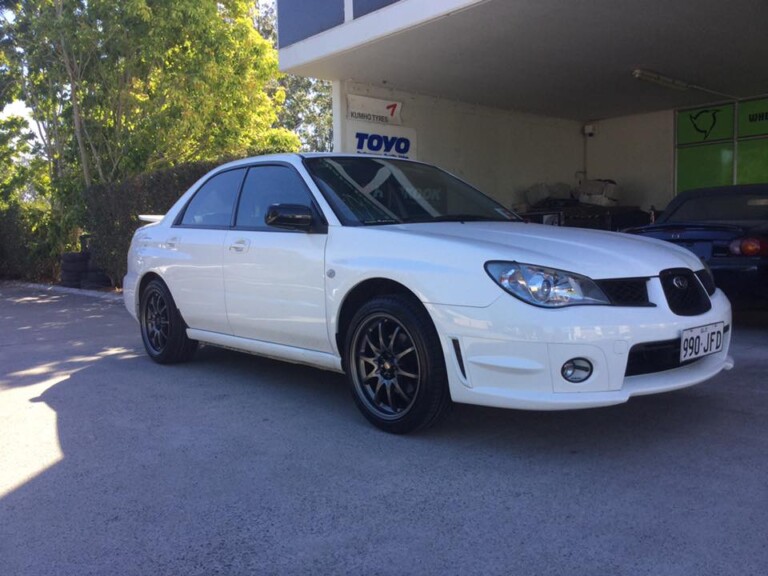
689,109,720,140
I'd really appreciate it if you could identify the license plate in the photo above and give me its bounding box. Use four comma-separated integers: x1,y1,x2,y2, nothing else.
680,322,725,363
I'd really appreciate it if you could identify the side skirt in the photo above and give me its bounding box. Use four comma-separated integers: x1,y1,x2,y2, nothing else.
186,329,344,373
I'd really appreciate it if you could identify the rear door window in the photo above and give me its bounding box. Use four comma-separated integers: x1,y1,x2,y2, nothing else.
179,169,246,228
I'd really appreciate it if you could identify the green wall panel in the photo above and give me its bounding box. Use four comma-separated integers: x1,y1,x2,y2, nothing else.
677,104,734,145
737,139,768,184
738,98,768,138
677,143,734,192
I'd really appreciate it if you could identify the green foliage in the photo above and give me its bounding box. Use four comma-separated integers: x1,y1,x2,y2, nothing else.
83,161,220,286
4,0,300,188
0,115,68,280
0,116,33,199
0,48,19,108
278,75,333,152
0,199,72,280
132,1,301,170
1,0,303,283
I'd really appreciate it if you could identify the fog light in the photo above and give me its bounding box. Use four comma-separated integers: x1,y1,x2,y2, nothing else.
561,358,593,383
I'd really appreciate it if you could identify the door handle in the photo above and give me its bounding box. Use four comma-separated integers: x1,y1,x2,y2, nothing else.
229,239,250,253
166,236,180,249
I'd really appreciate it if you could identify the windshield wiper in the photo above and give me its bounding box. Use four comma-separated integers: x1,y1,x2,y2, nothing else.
363,218,400,225
405,214,504,223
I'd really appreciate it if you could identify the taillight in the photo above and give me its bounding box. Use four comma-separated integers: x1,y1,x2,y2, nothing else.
729,237,768,256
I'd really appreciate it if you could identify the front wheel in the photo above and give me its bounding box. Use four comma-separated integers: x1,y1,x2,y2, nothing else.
139,278,198,364
345,296,450,434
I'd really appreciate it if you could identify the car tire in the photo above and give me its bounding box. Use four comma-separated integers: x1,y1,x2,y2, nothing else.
345,295,450,434
139,278,198,364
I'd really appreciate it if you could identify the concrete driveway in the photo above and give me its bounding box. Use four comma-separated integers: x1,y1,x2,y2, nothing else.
1,282,766,576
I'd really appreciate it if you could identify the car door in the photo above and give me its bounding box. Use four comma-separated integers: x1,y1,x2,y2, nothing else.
163,167,246,334
223,163,331,352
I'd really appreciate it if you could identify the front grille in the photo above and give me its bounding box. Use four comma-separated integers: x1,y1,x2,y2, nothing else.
660,268,711,316
625,325,730,377
695,269,716,296
596,278,652,307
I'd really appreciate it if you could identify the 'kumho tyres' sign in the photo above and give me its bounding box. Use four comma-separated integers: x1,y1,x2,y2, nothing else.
738,97,768,138
347,94,402,125
677,103,734,145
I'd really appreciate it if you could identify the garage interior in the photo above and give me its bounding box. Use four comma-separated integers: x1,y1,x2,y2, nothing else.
277,0,768,219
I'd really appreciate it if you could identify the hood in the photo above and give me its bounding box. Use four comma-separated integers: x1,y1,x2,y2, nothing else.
629,220,768,237
385,221,703,279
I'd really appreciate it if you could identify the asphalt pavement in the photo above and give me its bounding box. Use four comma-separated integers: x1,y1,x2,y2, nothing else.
1,281,766,576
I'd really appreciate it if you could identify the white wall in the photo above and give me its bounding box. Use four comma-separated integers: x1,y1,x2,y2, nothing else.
335,81,585,207
336,82,679,211
586,110,675,211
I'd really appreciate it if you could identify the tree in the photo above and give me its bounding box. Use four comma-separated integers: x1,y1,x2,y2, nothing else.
255,0,333,152
1,0,301,281
278,74,333,152
0,113,60,279
2,0,300,190
0,116,33,203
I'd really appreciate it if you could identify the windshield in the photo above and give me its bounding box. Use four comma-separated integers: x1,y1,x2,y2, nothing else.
663,193,768,223
304,157,519,226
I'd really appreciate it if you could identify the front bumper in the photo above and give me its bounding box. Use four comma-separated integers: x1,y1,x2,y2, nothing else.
123,271,139,322
427,284,733,410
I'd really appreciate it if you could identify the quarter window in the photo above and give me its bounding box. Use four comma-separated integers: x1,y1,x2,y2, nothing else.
180,169,246,227
235,165,316,229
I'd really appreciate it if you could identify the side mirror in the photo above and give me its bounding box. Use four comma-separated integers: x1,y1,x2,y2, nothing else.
265,203,314,232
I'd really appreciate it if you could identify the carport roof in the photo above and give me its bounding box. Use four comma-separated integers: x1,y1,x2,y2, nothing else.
278,0,768,121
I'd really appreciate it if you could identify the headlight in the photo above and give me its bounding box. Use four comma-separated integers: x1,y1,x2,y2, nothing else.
485,261,610,308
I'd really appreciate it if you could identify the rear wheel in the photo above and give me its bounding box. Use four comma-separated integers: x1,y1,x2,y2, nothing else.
345,295,450,434
140,279,197,364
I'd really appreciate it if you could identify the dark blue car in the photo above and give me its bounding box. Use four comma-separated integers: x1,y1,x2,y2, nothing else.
626,184,768,307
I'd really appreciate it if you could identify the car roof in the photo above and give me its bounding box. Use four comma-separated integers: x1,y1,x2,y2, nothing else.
211,152,424,172
676,183,768,199
653,182,768,226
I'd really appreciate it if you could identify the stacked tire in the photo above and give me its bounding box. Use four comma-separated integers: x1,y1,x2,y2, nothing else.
80,267,112,290
60,252,90,288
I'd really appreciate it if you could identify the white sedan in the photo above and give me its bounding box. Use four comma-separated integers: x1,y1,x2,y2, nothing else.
124,154,734,433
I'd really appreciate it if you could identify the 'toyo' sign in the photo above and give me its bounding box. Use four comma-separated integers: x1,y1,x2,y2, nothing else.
346,122,417,159
355,132,411,156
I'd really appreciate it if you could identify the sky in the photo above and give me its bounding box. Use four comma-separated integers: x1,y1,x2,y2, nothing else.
1,100,30,119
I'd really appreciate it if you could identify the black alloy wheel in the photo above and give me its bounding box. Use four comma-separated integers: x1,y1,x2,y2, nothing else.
346,295,450,434
354,313,421,417
143,287,170,354
139,279,197,364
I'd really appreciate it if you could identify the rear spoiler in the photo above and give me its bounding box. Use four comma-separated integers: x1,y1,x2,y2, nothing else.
138,214,163,223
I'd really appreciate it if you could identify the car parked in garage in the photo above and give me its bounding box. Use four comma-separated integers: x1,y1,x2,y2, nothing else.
625,184,768,307
124,154,734,433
